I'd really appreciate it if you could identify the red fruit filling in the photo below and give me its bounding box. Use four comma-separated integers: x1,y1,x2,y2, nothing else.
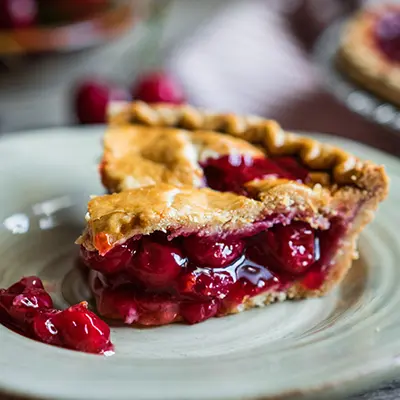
128,236,187,289
201,155,309,195
249,222,317,275
374,9,400,62
80,240,138,275
182,236,245,268
83,218,347,326
89,153,350,325
180,300,218,325
0,277,113,355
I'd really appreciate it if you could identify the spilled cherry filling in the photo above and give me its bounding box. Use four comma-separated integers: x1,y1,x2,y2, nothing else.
374,9,400,62
82,219,346,326
0,277,113,355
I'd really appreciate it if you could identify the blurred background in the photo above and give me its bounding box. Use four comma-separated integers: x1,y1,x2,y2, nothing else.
0,0,399,155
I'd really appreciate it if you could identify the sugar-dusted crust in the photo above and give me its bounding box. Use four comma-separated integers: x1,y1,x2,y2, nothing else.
79,102,389,318
337,5,400,107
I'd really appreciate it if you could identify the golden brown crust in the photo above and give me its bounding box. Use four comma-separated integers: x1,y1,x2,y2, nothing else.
79,102,389,311
337,5,400,107
103,101,384,192
102,125,262,192
88,183,383,321
77,182,332,254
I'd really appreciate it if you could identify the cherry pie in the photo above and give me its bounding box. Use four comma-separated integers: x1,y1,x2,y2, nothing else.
77,101,389,326
337,4,400,107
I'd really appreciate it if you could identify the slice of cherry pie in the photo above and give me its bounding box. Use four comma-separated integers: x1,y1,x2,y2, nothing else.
77,101,388,326
337,4,400,107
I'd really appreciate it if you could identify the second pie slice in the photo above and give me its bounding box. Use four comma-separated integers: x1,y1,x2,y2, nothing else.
77,102,388,326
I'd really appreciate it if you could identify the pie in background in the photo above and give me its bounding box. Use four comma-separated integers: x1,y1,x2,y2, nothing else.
337,4,400,107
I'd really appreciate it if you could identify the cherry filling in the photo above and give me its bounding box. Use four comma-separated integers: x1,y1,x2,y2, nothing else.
82,218,347,326
0,277,113,355
91,154,347,325
201,155,310,194
374,9,400,62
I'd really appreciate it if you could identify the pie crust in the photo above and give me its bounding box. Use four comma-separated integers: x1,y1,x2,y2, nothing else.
77,101,389,323
337,5,400,107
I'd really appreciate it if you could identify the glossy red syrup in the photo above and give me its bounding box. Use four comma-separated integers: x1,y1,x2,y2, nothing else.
375,10,400,62
0,277,113,355
201,155,309,194
82,219,346,326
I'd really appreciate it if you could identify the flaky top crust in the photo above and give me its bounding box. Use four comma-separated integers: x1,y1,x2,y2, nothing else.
102,125,263,191
77,182,333,254
80,102,389,253
337,5,400,107
103,101,387,191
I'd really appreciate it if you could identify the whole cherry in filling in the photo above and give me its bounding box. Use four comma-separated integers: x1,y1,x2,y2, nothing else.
81,240,137,275
87,216,347,326
0,276,113,355
201,155,309,194
182,235,244,267
178,269,234,299
249,222,318,275
127,235,187,288
375,10,400,62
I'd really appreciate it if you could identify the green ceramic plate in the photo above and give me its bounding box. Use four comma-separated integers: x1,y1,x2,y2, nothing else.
0,127,398,400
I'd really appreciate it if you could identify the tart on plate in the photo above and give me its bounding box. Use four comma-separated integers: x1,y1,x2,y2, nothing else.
337,4,400,107
77,101,389,326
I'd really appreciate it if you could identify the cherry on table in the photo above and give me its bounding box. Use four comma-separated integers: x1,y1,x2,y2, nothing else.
74,78,130,124
0,0,38,29
131,71,185,104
